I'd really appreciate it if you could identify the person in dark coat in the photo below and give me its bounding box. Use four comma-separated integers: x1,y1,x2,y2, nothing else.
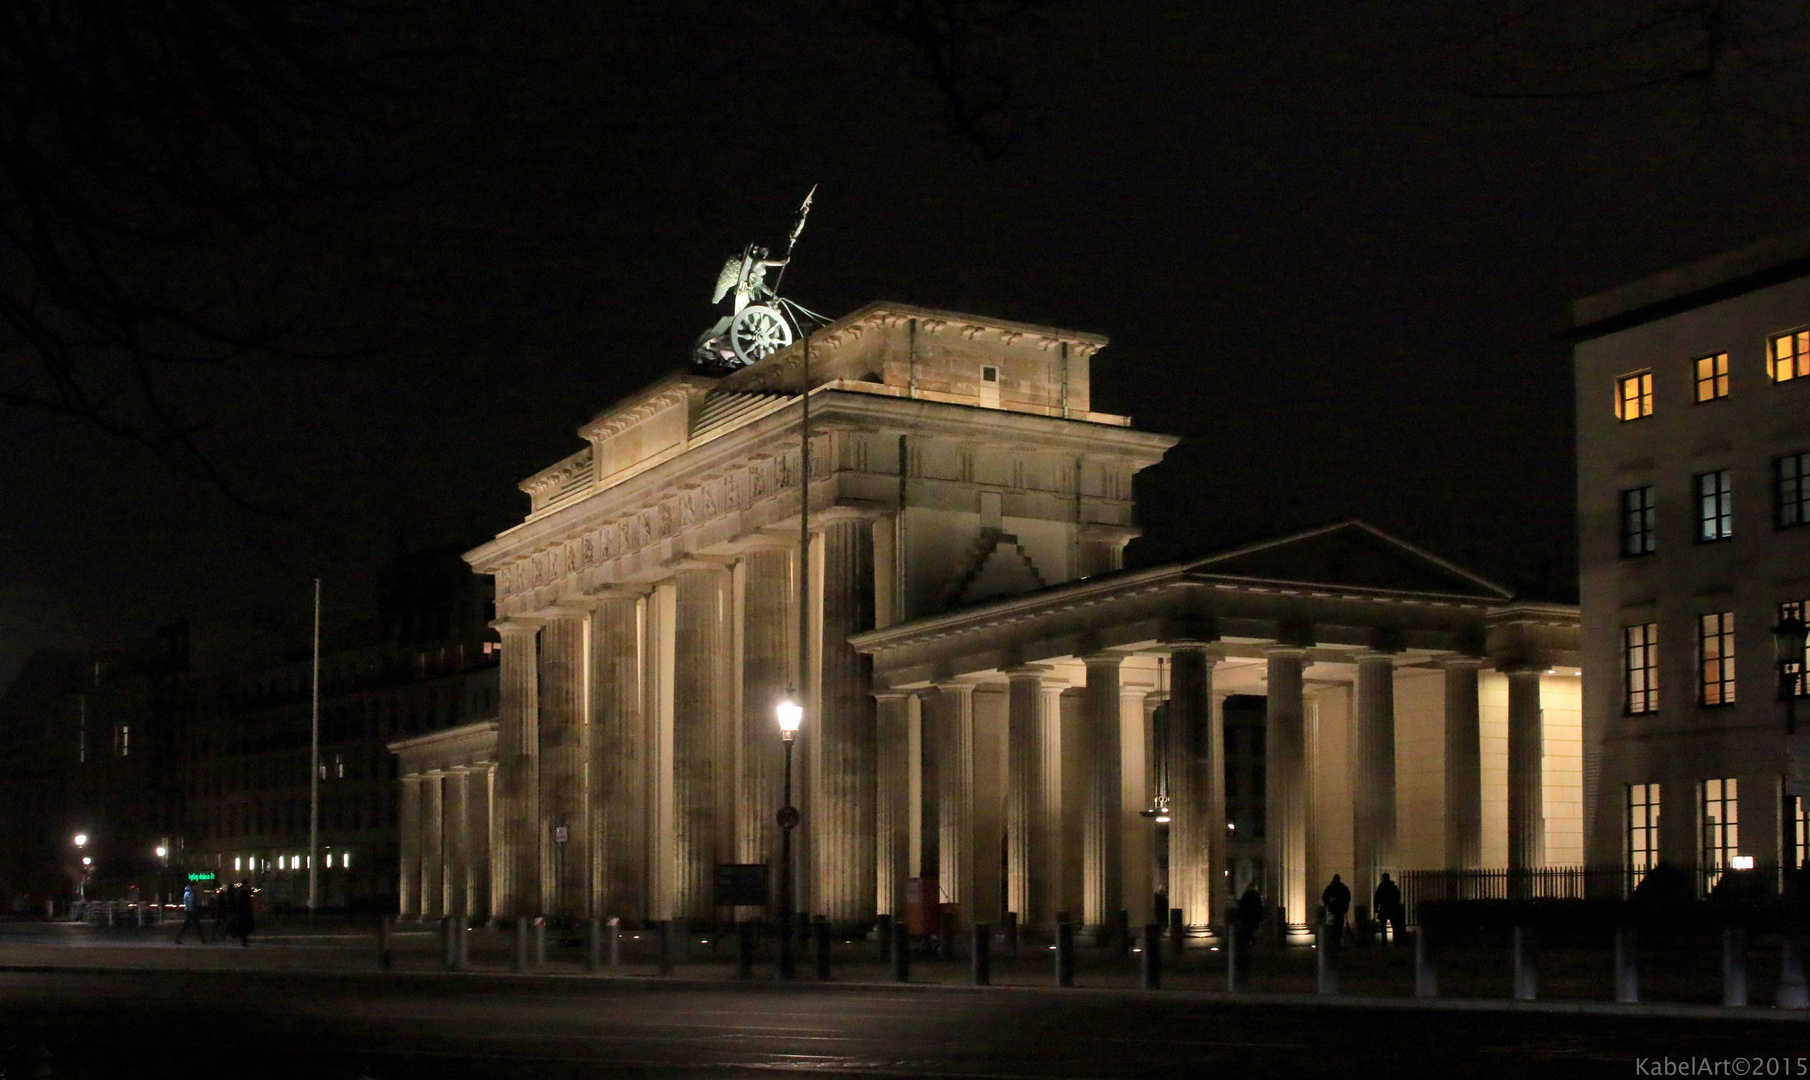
1321,874,1351,939
1373,873,1403,944
1236,883,1264,947
229,883,255,947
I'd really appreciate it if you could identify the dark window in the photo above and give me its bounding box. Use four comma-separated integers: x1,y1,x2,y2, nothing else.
1620,485,1656,556
1783,601,1808,700
1696,469,1733,541
1778,452,1810,529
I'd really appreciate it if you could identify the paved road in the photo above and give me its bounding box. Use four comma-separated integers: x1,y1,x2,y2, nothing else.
2,965,1806,1080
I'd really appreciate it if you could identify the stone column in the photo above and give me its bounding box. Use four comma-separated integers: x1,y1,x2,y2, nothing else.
445,768,469,918
1166,644,1216,929
421,772,444,919
1352,653,1399,894
1004,668,1046,927
1265,648,1309,932
590,595,644,919
936,683,976,923
1082,654,1124,929
1441,659,1484,870
673,568,730,922
737,549,793,905
468,763,492,922
815,513,876,924
493,619,542,918
1507,669,1545,871
538,614,588,917
1121,680,1152,923
399,774,423,919
1039,680,1068,929
875,692,911,917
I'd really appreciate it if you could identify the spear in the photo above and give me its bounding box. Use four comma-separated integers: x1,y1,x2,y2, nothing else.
768,185,815,298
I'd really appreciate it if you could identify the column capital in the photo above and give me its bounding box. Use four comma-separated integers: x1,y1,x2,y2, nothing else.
490,617,543,636
1080,651,1128,668
1437,655,1487,671
934,679,979,697
1264,644,1309,660
814,502,890,525
1500,663,1549,678
1162,638,1218,652
1353,651,1399,666
1002,664,1054,682
872,690,914,703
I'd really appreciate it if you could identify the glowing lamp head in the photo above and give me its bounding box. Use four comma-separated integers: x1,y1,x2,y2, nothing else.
154,846,167,859
73,833,87,848
1731,855,1756,871
776,695,804,740
1154,810,1172,824
81,857,92,867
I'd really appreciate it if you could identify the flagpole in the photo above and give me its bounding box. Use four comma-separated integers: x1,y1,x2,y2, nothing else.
309,578,321,917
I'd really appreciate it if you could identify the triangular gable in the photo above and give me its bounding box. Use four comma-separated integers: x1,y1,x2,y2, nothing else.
1184,520,1513,600
946,532,1050,609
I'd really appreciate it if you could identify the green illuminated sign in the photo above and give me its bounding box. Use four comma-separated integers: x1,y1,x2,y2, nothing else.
187,872,216,882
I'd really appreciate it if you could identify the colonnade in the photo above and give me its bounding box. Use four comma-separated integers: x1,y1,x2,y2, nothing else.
397,762,495,921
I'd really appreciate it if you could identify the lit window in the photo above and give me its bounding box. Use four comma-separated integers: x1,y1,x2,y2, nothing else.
1771,330,1810,383
342,851,352,869
277,855,286,870
1694,352,1730,402
234,857,242,872
1701,777,1739,876
1778,452,1810,529
1699,612,1736,706
1625,623,1659,714
1695,469,1733,541
1620,485,1656,556
1616,371,1654,420
1627,783,1660,874
1784,601,1808,699
1795,797,1809,870
326,853,334,868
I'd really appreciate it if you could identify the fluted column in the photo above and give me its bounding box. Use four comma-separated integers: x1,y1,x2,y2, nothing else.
445,768,469,918
815,514,876,923
875,692,911,916
421,772,444,919
493,619,542,918
589,595,644,919
1352,653,1399,894
1265,647,1309,932
1005,668,1046,926
1082,654,1124,929
1039,681,1068,928
737,550,793,905
468,763,492,922
936,683,976,922
1166,644,1216,928
1507,669,1545,872
1442,658,1484,870
399,774,423,919
673,568,730,921
538,614,588,917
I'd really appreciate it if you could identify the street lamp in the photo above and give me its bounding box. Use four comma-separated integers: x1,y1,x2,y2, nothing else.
73,833,87,849
1779,611,1808,735
775,691,803,980
72,834,89,900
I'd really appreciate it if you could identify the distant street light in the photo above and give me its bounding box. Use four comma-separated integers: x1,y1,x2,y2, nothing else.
81,857,91,867
154,845,167,860
776,692,803,980
72,833,87,849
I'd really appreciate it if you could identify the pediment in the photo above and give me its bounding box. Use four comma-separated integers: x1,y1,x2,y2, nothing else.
1184,520,1512,600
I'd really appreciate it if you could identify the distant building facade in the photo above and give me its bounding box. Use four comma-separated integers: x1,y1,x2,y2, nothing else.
1574,236,1810,884
401,301,1582,933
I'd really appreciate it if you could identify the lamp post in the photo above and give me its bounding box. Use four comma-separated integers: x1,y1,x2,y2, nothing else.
776,692,803,980
154,844,168,911
73,834,89,900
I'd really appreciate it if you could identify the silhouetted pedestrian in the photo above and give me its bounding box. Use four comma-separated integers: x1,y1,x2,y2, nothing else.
174,883,207,944
1373,873,1403,944
210,886,228,941
229,882,255,947
1321,874,1351,939
1237,884,1264,947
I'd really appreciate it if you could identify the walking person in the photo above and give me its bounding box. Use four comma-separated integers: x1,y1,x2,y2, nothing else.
174,883,207,944
1321,874,1351,941
229,883,255,947
1236,883,1264,948
210,885,228,943
1373,873,1403,945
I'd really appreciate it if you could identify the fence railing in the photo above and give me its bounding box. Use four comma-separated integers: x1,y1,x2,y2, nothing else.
1397,867,1636,926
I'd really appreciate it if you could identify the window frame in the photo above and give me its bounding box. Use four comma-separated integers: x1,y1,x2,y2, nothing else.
1770,329,1810,383
1695,469,1734,542
1624,622,1659,715
1784,601,1809,701
1700,777,1740,876
1616,370,1655,421
1694,352,1730,403
1778,451,1810,530
1628,782,1660,875
1619,484,1657,557
1698,611,1737,707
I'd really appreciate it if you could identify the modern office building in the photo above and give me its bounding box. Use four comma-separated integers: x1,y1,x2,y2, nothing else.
1573,234,1810,885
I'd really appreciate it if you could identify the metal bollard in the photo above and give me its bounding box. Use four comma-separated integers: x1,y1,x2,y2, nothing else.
1415,926,1437,998
512,916,529,972
1141,924,1162,989
1614,925,1638,1004
1722,925,1748,1007
377,914,394,970
1169,908,1185,955
455,918,470,971
876,913,894,961
1778,934,1808,1009
1003,911,1018,957
891,918,911,982
586,918,602,973
1316,923,1340,995
533,917,547,968
1226,922,1246,992
1512,925,1537,1001
658,920,675,975
1114,909,1131,957
938,909,956,960
608,916,622,967
441,916,457,970
736,921,755,979
972,923,991,985
814,916,832,981
1055,921,1076,987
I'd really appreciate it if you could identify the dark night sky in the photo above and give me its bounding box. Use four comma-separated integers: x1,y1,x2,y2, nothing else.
6,1,1810,686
